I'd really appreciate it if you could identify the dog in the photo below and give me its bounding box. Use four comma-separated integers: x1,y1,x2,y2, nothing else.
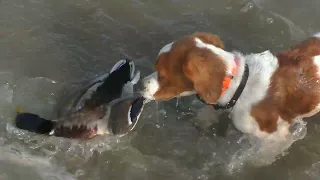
141,32,320,141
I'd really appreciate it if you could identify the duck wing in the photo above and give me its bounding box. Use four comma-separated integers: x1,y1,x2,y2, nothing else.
83,59,140,109
55,73,108,117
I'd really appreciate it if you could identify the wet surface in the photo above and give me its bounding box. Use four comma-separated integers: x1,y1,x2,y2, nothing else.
1,0,320,179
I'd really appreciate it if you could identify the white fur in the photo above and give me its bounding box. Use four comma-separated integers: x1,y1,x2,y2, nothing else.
228,51,280,139
313,55,320,76
256,118,290,140
193,40,282,139
305,56,320,117
312,32,320,38
158,42,173,56
218,52,246,105
224,53,320,140
142,72,159,100
300,56,320,120
143,42,172,99
142,71,196,99
144,35,320,141
195,38,235,74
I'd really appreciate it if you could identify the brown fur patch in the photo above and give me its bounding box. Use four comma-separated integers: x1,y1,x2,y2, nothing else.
153,32,226,101
183,48,226,104
251,37,320,133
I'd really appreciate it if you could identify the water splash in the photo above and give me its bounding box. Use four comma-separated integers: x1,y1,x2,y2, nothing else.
305,161,320,180
0,141,76,180
226,119,307,174
6,121,134,160
268,11,306,41
2,74,139,162
266,17,274,24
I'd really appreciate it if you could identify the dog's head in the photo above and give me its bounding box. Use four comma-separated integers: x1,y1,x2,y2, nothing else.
142,32,237,104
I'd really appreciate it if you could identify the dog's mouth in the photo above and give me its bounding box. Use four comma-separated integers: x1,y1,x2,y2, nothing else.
51,96,146,139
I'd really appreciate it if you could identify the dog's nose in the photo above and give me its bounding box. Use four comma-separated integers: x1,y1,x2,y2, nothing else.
140,73,159,99
142,77,150,87
143,72,157,84
140,74,151,89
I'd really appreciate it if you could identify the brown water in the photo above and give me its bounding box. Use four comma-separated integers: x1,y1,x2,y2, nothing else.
1,0,320,179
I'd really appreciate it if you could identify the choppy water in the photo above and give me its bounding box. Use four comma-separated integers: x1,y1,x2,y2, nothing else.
1,0,320,179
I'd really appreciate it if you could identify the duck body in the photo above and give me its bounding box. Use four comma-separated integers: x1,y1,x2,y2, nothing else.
15,59,146,139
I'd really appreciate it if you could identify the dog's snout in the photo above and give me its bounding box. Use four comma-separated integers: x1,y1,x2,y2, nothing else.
142,77,152,86
135,75,151,91
141,72,159,100
142,72,157,86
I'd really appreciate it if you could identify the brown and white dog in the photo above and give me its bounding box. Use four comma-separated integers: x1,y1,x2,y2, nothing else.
142,32,320,141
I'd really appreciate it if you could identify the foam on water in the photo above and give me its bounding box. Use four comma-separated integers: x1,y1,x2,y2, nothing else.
5,74,144,157
226,119,307,174
305,161,320,180
188,102,310,176
0,74,73,179
0,73,148,179
0,139,75,180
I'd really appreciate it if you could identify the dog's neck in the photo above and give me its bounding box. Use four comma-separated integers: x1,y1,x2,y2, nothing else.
217,50,279,109
217,52,247,105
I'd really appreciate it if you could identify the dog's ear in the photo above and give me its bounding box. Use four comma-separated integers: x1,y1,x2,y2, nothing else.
183,48,226,104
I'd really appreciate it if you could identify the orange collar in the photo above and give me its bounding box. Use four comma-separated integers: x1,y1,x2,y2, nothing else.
220,57,239,95
196,56,249,110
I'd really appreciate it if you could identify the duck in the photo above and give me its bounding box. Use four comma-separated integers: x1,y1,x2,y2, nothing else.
15,59,146,139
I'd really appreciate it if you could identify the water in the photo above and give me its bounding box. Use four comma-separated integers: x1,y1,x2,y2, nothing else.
1,0,320,179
